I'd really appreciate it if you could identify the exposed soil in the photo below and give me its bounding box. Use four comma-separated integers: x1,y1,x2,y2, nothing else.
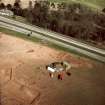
0,33,105,105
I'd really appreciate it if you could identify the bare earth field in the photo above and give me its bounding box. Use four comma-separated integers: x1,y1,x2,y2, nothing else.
0,33,105,105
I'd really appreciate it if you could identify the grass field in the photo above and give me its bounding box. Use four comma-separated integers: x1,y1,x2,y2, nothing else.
49,0,105,10
49,0,105,6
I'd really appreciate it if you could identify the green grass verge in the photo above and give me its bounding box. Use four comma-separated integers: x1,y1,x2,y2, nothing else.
0,27,41,43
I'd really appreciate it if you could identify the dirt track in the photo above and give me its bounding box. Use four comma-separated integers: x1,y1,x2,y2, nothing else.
0,33,105,105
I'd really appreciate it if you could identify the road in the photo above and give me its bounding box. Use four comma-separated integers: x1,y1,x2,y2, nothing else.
0,15,105,63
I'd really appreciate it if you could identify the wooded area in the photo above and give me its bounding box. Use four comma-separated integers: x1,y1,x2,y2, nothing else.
0,0,105,44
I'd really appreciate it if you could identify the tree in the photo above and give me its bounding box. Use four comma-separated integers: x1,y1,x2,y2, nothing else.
31,1,49,27
28,1,33,11
13,0,22,16
6,4,12,10
32,2,41,24
102,8,105,13
96,28,105,41
50,18,58,31
61,2,67,9
14,1,21,9
0,3,5,9
51,3,55,8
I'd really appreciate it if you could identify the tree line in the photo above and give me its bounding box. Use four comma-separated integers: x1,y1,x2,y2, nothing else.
0,0,105,44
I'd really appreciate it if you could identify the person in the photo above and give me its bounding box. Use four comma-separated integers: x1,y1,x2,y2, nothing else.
27,33,30,37
61,61,71,76
58,71,64,80
46,65,55,78
49,72,54,78
61,61,71,71
58,74,61,80
27,31,32,37
66,71,71,76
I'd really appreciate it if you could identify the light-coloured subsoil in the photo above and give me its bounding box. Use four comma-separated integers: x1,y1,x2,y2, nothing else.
0,32,105,105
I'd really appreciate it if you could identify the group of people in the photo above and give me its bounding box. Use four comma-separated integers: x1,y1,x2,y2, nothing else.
46,61,71,80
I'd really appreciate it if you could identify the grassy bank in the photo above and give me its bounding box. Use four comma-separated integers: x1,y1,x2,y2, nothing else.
0,27,41,43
